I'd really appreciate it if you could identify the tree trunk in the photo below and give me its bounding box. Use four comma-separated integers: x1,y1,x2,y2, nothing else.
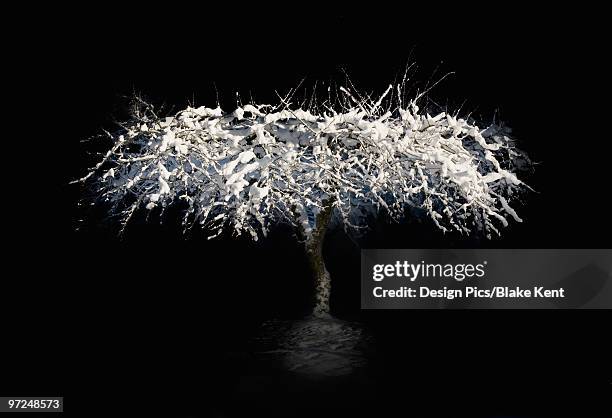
306,203,334,317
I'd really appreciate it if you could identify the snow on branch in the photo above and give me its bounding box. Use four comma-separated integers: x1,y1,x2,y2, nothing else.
77,85,531,240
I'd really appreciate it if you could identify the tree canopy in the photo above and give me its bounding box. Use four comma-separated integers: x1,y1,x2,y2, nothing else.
78,84,530,241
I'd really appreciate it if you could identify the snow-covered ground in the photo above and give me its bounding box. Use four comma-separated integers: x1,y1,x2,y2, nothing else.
253,316,372,377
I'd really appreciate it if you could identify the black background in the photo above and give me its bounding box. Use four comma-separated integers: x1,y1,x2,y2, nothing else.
4,2,611,417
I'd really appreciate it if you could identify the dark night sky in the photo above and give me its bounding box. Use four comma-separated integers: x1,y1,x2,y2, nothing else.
5,3,611,417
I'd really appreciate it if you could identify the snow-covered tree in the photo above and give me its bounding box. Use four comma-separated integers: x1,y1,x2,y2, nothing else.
77,83,530,317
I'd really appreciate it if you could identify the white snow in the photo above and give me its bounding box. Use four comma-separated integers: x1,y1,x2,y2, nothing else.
82,84,530,239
